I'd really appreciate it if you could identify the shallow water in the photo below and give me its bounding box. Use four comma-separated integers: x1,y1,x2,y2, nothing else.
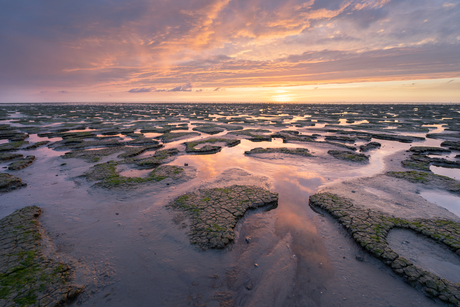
420,189,460,218
388,228,460,283
430,165,460,180
1,103,459,306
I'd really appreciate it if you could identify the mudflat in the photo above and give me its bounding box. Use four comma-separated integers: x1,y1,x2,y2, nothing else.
1,103,459,306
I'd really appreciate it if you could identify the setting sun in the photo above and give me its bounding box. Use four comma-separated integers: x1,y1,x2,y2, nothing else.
271,93,295,102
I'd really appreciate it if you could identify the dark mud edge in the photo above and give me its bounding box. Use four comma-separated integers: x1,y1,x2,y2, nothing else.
0,173,27,192
244,147,312,157
0,206,83,306
309,192,460,306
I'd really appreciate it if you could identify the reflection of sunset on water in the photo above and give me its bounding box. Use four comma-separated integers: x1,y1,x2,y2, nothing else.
174,138,330,182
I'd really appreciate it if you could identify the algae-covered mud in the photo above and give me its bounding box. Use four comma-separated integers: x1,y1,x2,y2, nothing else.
0,206,82,306
168,185,278,249
1,103,460,306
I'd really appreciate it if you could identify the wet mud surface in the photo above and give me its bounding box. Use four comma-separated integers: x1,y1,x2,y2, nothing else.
328,150,369,163
0,103,460,306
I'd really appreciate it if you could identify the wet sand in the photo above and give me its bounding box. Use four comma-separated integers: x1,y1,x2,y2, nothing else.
1,103,460,306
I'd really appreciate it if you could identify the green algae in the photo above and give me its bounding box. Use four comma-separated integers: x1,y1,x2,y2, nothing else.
85,161,184,189
328,150,369,163
0,206,82,306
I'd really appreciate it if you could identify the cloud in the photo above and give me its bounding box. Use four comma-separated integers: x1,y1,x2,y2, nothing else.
337,6,389,29
168,44,460,87
213,87,224,91
58,90,69,94
443,2,456,9
0,0,459,97
148,83,193,92
167,83,192,92
128,87,153,93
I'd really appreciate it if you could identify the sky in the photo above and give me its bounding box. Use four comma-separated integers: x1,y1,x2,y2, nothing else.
0,0,459,103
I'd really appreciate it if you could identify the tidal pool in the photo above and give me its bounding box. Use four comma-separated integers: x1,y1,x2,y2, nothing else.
388,228,460,284
430,165,460,180
420,189,460,218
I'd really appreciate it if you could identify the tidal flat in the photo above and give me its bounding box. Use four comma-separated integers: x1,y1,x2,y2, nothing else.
1,103,460,306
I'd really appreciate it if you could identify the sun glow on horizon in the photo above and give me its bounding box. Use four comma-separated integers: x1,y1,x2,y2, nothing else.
271,94,295,102
1,78,459,103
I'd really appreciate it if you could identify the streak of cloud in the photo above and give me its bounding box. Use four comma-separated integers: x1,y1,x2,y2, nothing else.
167,83,193,92
128,88,153,93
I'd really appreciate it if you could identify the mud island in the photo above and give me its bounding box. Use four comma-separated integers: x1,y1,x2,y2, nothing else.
1,103,460,306
169,185,278,249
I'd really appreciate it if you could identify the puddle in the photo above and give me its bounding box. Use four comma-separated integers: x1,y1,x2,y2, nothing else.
117,165,153,178
388,228,460,283
420,189,460,217
28,134,61,143
426,153,457,161
423,124,445,134
143,132,163,138
430,165,460,180
84,147,109,151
